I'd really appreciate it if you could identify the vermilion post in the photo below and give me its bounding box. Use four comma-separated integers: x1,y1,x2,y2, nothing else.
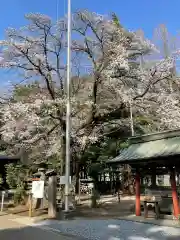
170,169,179,218
135,171,141,216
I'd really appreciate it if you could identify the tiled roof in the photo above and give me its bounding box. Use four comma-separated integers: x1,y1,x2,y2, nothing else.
108,129,180,164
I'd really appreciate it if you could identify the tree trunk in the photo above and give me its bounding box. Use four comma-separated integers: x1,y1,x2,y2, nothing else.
91,180,99,208
48,175,57,219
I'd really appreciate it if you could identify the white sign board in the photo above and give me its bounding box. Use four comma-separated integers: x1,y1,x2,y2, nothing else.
60,176,71,185
32,180,44,199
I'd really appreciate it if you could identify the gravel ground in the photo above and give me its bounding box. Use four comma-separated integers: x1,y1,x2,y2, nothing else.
33,219,180,240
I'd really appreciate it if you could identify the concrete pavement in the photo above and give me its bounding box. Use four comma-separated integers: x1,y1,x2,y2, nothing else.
2,212,180,239
31,218,180,240
0,214,78,240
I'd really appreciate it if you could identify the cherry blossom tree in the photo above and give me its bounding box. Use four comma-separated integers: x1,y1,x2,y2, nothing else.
72,11,177,136
0,10,177,173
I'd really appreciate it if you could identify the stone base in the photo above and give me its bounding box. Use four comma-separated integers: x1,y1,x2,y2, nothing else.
59,209,76,220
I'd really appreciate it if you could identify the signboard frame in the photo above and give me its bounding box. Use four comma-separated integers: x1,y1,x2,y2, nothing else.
31,180,44,199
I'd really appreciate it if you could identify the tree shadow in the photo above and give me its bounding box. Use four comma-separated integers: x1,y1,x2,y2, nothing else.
0,224,76,240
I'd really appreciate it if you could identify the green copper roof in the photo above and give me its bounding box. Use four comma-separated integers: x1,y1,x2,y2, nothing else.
108,130,180,164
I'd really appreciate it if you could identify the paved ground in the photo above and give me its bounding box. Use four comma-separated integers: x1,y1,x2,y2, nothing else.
1,212,180,239
31,218,180,240
0,214,77,240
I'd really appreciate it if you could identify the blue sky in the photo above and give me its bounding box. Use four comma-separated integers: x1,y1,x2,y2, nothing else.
0,0,180,90
1,0,180,39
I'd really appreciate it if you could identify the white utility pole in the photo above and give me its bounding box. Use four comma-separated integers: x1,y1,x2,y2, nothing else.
129,99,134,137
65,0,71,212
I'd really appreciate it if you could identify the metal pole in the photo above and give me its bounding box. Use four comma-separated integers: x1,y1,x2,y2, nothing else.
78,178,81,204
129,99,134,136
1,191,5,212
65,0,71,212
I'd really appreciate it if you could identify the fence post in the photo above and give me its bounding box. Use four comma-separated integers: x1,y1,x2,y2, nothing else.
29,193,33,217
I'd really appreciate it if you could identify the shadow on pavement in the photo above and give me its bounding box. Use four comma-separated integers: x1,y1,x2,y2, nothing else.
0,224,77,240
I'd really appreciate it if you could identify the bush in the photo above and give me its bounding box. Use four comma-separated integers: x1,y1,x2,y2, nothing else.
5,163,28,189
0,174,3,185
5,163,28,204
14,187,27,205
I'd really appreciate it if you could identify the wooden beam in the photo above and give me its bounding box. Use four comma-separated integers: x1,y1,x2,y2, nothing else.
129,129,180,144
